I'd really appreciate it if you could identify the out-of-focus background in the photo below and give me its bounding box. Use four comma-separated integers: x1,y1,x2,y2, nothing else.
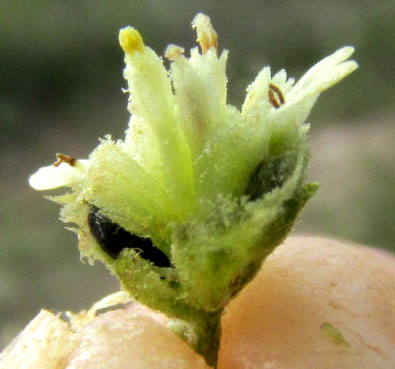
1,0,394,348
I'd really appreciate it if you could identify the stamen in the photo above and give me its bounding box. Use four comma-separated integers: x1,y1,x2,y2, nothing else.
192,13,218,54
119,27,145,54
164,45,185,61
54,153,77,167
268,83,285,109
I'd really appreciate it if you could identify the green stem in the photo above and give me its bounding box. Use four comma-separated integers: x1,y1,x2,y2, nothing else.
170,309,223,368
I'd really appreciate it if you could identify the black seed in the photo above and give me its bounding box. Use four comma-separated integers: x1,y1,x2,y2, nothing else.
87,206,171,267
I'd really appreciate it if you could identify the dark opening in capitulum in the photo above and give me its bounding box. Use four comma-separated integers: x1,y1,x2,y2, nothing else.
87,206,172,268
246,156,292,201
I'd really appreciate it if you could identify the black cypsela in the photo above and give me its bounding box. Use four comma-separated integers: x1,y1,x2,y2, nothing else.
87,206,172,267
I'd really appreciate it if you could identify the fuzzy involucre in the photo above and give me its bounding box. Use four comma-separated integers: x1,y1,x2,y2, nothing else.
26,13,358,366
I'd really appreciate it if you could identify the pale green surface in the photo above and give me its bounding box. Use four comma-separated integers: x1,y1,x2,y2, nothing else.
25,16,356,364
1,0,394,356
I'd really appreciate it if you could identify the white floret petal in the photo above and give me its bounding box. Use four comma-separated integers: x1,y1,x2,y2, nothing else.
29,160,87,191
169,47,228,158
242,66,272,114
286,46,358,102
242,46,357,136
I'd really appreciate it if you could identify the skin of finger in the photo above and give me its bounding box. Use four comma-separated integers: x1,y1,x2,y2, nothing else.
65,310,210,369
217,236,395,369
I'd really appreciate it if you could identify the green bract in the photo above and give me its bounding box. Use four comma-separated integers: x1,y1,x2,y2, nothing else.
29,13,357,366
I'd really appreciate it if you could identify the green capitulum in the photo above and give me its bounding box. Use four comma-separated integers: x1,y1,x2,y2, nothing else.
29,13,357,366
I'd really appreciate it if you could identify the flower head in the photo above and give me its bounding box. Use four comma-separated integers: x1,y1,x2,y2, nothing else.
29,13,357,365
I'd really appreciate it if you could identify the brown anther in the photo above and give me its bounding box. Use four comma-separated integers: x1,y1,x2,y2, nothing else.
192,13,218,55
54,153,77,167
268,83,285,109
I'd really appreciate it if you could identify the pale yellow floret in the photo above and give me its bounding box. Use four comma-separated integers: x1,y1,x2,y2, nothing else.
119,27,145,54
192,13,218,54
119,28,194,218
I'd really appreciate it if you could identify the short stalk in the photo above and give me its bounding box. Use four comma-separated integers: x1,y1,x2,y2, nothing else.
170,309,223,368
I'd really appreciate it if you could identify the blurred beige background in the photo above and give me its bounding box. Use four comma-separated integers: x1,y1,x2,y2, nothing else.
1,0,394,349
